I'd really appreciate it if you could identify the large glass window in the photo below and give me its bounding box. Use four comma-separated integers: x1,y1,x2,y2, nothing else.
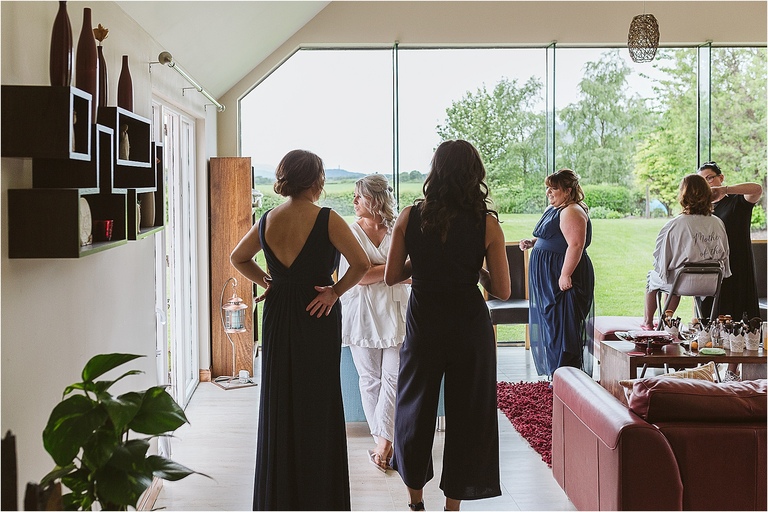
240,45,767,339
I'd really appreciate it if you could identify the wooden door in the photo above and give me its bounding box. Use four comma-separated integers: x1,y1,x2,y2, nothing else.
209,157,254,378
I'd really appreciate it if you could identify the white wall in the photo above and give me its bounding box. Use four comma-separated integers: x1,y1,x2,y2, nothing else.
218,0,767,156
1,1,211,503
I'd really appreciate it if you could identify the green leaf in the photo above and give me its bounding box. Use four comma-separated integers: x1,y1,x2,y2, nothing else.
130,387,188,435
92,370,144,396
146,455,210,481
107,439,150,471
43,395,108,466
94,464,151,509
40,464,77,487
81,353,144,382
102,392,142,432
81,428,119,471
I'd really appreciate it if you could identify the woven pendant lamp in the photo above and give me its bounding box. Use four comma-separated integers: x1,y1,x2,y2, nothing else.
628,13,660,63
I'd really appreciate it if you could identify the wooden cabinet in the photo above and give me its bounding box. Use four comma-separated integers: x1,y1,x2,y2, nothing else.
3,85,163,258
209,157,254,378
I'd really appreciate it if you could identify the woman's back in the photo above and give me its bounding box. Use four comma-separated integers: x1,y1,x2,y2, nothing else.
405,204,486,290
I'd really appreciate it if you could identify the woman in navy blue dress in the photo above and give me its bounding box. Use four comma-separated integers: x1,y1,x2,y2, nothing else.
385,140,510,512
520,169,594,379
231,149,370,510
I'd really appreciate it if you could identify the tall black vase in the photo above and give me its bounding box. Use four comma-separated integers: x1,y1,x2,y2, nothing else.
75,7,98,120
97,46,108,107
117,55,133,112
49,1,73,86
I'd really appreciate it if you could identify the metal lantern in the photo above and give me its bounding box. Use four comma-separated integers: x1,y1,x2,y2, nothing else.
222,289,247,333
627,13,659,63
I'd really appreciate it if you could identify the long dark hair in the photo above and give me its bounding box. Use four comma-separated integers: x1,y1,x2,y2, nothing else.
417,140,498,242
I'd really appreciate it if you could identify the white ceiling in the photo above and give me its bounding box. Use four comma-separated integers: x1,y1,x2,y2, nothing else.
116,1,329,99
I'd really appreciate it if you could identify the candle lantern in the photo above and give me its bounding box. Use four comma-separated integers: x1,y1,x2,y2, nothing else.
222,289,247,333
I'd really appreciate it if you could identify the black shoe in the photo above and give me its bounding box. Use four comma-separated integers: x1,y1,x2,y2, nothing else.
408,502,425,511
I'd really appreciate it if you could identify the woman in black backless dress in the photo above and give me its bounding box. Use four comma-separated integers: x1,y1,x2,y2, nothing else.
231,150,369,511
385,140,510,512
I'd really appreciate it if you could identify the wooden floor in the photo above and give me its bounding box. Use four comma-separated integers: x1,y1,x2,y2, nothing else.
153,347,575,511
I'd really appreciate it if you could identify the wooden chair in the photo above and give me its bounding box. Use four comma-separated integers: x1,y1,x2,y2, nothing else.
485,242,530,348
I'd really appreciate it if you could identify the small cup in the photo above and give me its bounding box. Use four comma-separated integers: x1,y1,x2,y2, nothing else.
745,332,760,351
730,334,745,353
238,370,250,383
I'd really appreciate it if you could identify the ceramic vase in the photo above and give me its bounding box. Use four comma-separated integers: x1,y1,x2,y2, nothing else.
75,7,98,119
117,55,133,111
49,1,73,86
96,46,108,107
139,192,155,228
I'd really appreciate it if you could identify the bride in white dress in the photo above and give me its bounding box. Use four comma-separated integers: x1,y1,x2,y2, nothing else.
339,174,410,472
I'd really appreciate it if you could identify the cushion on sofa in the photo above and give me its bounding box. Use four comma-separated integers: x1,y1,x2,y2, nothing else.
618,361,716,400
628,377,767,423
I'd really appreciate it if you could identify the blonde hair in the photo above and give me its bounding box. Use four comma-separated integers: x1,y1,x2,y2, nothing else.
355,174,397,230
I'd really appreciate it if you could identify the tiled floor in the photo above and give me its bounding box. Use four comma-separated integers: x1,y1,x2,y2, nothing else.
153,346,575,511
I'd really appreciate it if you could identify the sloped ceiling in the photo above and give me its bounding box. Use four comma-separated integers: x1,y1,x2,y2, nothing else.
116,1,329,99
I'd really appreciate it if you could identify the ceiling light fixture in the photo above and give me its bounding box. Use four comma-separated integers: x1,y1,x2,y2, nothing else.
627,7,660,63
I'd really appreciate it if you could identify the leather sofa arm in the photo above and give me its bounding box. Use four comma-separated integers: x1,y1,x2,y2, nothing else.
552,367,683,510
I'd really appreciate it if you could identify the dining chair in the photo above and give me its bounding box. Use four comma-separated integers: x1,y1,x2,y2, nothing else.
486,242,530,348
656,261,724,329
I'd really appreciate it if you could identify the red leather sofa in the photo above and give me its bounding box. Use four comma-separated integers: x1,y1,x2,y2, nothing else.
552,366,767,510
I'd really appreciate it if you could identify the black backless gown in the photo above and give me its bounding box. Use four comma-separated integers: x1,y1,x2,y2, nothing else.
253,207,350,511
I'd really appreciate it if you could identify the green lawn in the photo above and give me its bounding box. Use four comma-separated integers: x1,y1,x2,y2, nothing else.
252,214,691,343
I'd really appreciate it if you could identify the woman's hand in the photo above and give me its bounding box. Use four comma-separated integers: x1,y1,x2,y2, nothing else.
254,276,272,303
306,285,339,317
558,274,572,291
519,239,535,251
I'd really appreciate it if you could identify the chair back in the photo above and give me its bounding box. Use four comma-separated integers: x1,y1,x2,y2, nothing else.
669,262,723,298
488,243,528,301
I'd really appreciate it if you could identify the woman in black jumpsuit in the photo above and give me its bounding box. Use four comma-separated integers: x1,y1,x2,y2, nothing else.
385,140,511,511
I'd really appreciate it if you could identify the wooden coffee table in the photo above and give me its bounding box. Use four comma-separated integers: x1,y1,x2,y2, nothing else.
600,340,766,403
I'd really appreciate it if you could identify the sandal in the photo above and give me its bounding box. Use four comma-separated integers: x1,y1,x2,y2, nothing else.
367,449,387,473
408,502,425,511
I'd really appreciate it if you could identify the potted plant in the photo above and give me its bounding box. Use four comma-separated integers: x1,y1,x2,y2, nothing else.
39,353,206,510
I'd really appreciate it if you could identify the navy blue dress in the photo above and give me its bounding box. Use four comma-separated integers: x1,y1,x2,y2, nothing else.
392,204,501,501
528,206,594,379
253,207,350,511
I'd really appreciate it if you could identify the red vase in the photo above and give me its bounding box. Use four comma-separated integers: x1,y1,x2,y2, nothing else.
49,1,73,86
97,45,108,107
117,55,133,112
75,7,98,120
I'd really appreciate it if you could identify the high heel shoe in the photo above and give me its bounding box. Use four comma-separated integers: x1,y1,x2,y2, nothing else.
408,501,425,511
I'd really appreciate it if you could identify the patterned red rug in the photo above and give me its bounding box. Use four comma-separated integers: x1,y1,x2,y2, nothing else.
497,380,553,466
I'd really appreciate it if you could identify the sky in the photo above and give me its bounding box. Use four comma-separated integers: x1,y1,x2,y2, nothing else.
241,47,669,177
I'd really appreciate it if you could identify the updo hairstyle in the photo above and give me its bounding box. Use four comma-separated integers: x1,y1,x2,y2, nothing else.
273,149,325,198
545,168,587,210
355,174,397,230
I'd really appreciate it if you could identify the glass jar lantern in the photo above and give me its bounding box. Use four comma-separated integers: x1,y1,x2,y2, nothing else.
222,291,247,333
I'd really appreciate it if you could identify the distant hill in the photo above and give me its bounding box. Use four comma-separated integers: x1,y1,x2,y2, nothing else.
251,164,367,182
325,168,367,180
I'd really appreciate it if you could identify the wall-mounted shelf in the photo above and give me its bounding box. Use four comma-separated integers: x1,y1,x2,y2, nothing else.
8,189,127,258
97,106,154,191
32,124,122,193
128,142,165,240
1,85,91,160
